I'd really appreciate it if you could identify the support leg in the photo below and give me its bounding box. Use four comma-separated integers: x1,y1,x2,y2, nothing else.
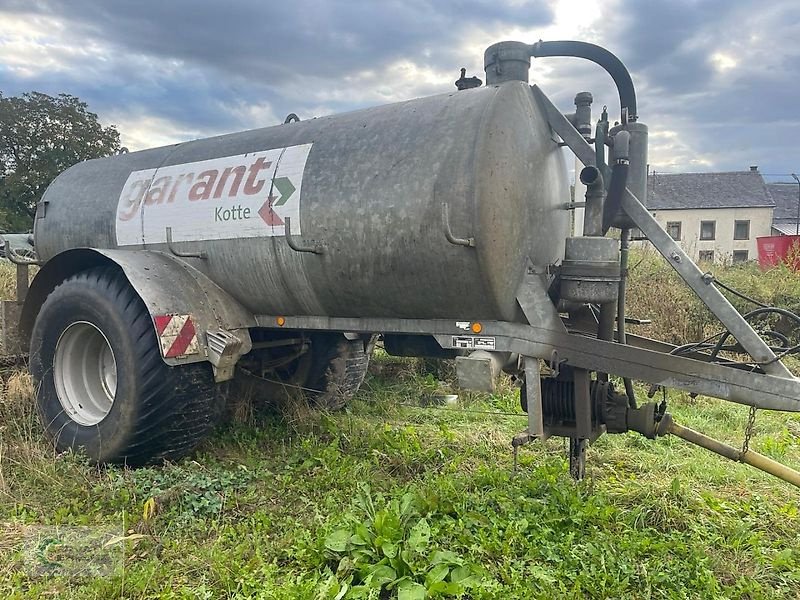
524,358,544,439
569,437,587,480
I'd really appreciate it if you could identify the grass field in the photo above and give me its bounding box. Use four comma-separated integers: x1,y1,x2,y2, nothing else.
1,257,799,598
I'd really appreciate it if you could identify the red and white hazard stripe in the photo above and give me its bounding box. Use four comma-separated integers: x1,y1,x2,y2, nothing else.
153,314,199,358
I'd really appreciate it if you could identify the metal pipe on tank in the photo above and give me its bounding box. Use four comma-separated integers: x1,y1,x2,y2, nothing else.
571,93,593,237
573,92,593,139
530,40,638,123
572,160,586,237
595,108,609,169
483,41,532,84
523,39,649,226
597,302,617,341
579,166,604,236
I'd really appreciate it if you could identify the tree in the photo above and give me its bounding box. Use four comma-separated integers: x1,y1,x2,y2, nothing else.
0,92,121,231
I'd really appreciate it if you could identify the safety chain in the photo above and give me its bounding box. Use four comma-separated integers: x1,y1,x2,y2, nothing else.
741,405,758,456
236,365,325,395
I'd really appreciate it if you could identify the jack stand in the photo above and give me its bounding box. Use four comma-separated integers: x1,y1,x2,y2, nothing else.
569,437,587,480
511,431,535,473
511,357,545,474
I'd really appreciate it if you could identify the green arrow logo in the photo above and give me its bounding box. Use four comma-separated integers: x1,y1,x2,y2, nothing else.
272,177,295,206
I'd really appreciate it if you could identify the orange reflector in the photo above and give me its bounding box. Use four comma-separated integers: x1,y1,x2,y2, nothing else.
276,316,286,327
471,322,482,334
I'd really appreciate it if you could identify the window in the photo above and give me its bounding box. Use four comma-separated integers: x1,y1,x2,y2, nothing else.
733,250,749,263
666,221,682,240
734,220,750,240
698,250,714,262
700,221,716,240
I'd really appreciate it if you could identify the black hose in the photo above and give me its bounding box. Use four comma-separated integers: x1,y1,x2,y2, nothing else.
602,162,629,234
531,40,638,122
709,306,800,364
712,276,770,308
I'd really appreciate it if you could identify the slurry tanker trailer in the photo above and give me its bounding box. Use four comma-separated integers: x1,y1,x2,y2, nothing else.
2,39,799,485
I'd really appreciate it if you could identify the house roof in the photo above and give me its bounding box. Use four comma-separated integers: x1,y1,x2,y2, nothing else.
647,171,775,210
767,183,800,221
772,222,800,236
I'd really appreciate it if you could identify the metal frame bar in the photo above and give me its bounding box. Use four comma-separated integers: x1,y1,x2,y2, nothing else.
524,358,544,438
254,314,800,412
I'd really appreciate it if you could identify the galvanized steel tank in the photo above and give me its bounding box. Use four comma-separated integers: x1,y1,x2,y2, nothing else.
35,81,570,321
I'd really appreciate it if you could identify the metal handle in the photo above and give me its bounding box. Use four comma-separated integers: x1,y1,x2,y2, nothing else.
284,217,325,254
165,227,207,259
442,203,475,248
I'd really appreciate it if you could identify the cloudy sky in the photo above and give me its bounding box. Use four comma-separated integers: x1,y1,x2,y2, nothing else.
0,0,797,179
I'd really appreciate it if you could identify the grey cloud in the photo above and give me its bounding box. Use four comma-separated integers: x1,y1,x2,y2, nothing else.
0,0,798,175
604,0,800,173
0,0,553,138
2,0,552,81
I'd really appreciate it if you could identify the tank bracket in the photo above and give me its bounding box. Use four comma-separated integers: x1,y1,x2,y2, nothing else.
442,203,475,247
166,227,207,260
284,217,326,254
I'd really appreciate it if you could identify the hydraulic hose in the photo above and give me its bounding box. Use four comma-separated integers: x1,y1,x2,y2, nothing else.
602,162,630,235
530,40,638,123
601,128,630,233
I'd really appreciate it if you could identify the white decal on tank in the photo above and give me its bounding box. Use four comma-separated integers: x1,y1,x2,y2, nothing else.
115,143,313,245
452,336,474,349
473,337,496,350
450,336,496,350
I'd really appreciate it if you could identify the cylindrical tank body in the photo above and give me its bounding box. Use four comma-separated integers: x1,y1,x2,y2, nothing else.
35,81,570,322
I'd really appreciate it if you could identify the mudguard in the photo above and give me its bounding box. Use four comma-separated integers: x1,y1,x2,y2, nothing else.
21,248,254,381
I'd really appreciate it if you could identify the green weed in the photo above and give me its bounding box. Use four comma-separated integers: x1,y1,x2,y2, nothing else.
319,483,478,598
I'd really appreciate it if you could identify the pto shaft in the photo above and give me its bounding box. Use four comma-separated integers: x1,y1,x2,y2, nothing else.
664,419,800,489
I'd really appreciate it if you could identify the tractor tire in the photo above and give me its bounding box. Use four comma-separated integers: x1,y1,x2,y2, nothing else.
236,332,373,411
304,334,373,410
30,267,222,466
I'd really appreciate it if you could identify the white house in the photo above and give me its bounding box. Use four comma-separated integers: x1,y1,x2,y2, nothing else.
645,168,774,264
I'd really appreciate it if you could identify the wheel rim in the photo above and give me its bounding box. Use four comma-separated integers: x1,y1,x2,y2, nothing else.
54,321,117,426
